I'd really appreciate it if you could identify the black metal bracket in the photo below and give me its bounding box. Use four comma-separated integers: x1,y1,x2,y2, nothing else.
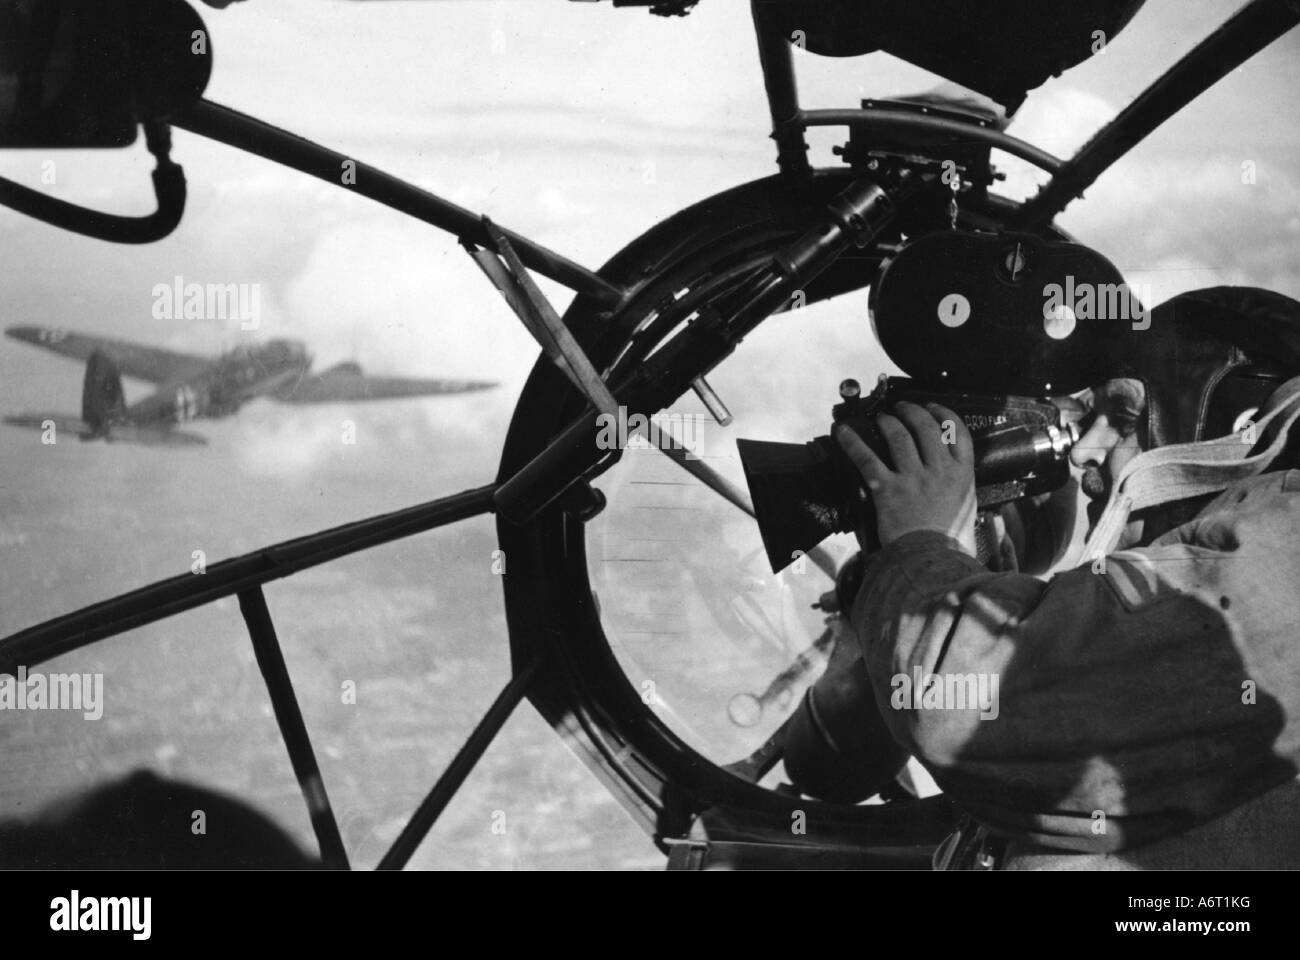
376,652,544,870
238,587,350,869
464,218,621,414
0,122,186,244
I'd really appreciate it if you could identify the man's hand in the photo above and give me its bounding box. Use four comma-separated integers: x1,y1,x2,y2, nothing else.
834,401,978,556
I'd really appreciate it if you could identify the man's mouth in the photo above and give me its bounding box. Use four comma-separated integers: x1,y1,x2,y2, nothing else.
1080,465,1108,500
1081,465,1109,530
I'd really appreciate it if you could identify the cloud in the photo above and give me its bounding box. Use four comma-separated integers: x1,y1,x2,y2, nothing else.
983,83,1300,305
996,86,1119,202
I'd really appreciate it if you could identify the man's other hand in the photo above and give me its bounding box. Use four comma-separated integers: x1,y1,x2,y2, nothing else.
834,401,977,556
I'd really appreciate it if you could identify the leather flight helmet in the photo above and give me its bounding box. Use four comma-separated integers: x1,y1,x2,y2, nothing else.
1118,287,1300,453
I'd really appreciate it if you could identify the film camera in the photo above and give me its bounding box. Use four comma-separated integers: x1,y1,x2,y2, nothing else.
735,228,1139,573
737,377,1079,572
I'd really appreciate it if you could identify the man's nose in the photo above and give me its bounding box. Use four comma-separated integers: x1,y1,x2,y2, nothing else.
1070,419,1117,470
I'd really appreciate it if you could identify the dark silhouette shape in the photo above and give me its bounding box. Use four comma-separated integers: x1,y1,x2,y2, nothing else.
0,770,322,869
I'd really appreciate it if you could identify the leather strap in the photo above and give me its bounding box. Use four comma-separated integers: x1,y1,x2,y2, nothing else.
1080,375,1300,562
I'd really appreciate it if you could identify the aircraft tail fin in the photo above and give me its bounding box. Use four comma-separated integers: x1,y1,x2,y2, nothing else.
81,350,126,433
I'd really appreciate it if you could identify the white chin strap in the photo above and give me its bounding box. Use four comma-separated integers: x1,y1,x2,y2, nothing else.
1081,376,1300,561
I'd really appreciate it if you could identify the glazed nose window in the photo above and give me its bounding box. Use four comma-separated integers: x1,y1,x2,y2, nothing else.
585,302,873,769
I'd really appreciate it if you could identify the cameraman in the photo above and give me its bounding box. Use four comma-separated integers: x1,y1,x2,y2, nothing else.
812,286,1300,868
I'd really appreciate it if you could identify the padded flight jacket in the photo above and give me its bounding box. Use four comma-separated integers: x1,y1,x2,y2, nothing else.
850,469,1300,856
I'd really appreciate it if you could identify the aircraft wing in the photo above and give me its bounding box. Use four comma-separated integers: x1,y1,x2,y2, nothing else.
273,363,496,404
2,414,207,446
5,326,210,384
101,423,209,446
3,414,97,440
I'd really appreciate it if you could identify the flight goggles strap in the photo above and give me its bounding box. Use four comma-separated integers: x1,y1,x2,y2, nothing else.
1084,375,1300,559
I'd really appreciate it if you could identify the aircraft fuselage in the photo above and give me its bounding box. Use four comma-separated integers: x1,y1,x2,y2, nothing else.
125,339,312,426
4,324,495,445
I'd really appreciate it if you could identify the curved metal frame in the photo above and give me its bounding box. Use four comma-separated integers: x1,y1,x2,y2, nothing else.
755,0,1300,227
493,175,1069,858
0,122,187,244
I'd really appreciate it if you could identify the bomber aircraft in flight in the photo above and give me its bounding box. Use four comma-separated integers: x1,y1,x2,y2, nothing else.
3,325,496,446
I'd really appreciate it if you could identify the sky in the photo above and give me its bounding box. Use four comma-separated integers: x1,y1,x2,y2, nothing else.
0,0,1298,868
